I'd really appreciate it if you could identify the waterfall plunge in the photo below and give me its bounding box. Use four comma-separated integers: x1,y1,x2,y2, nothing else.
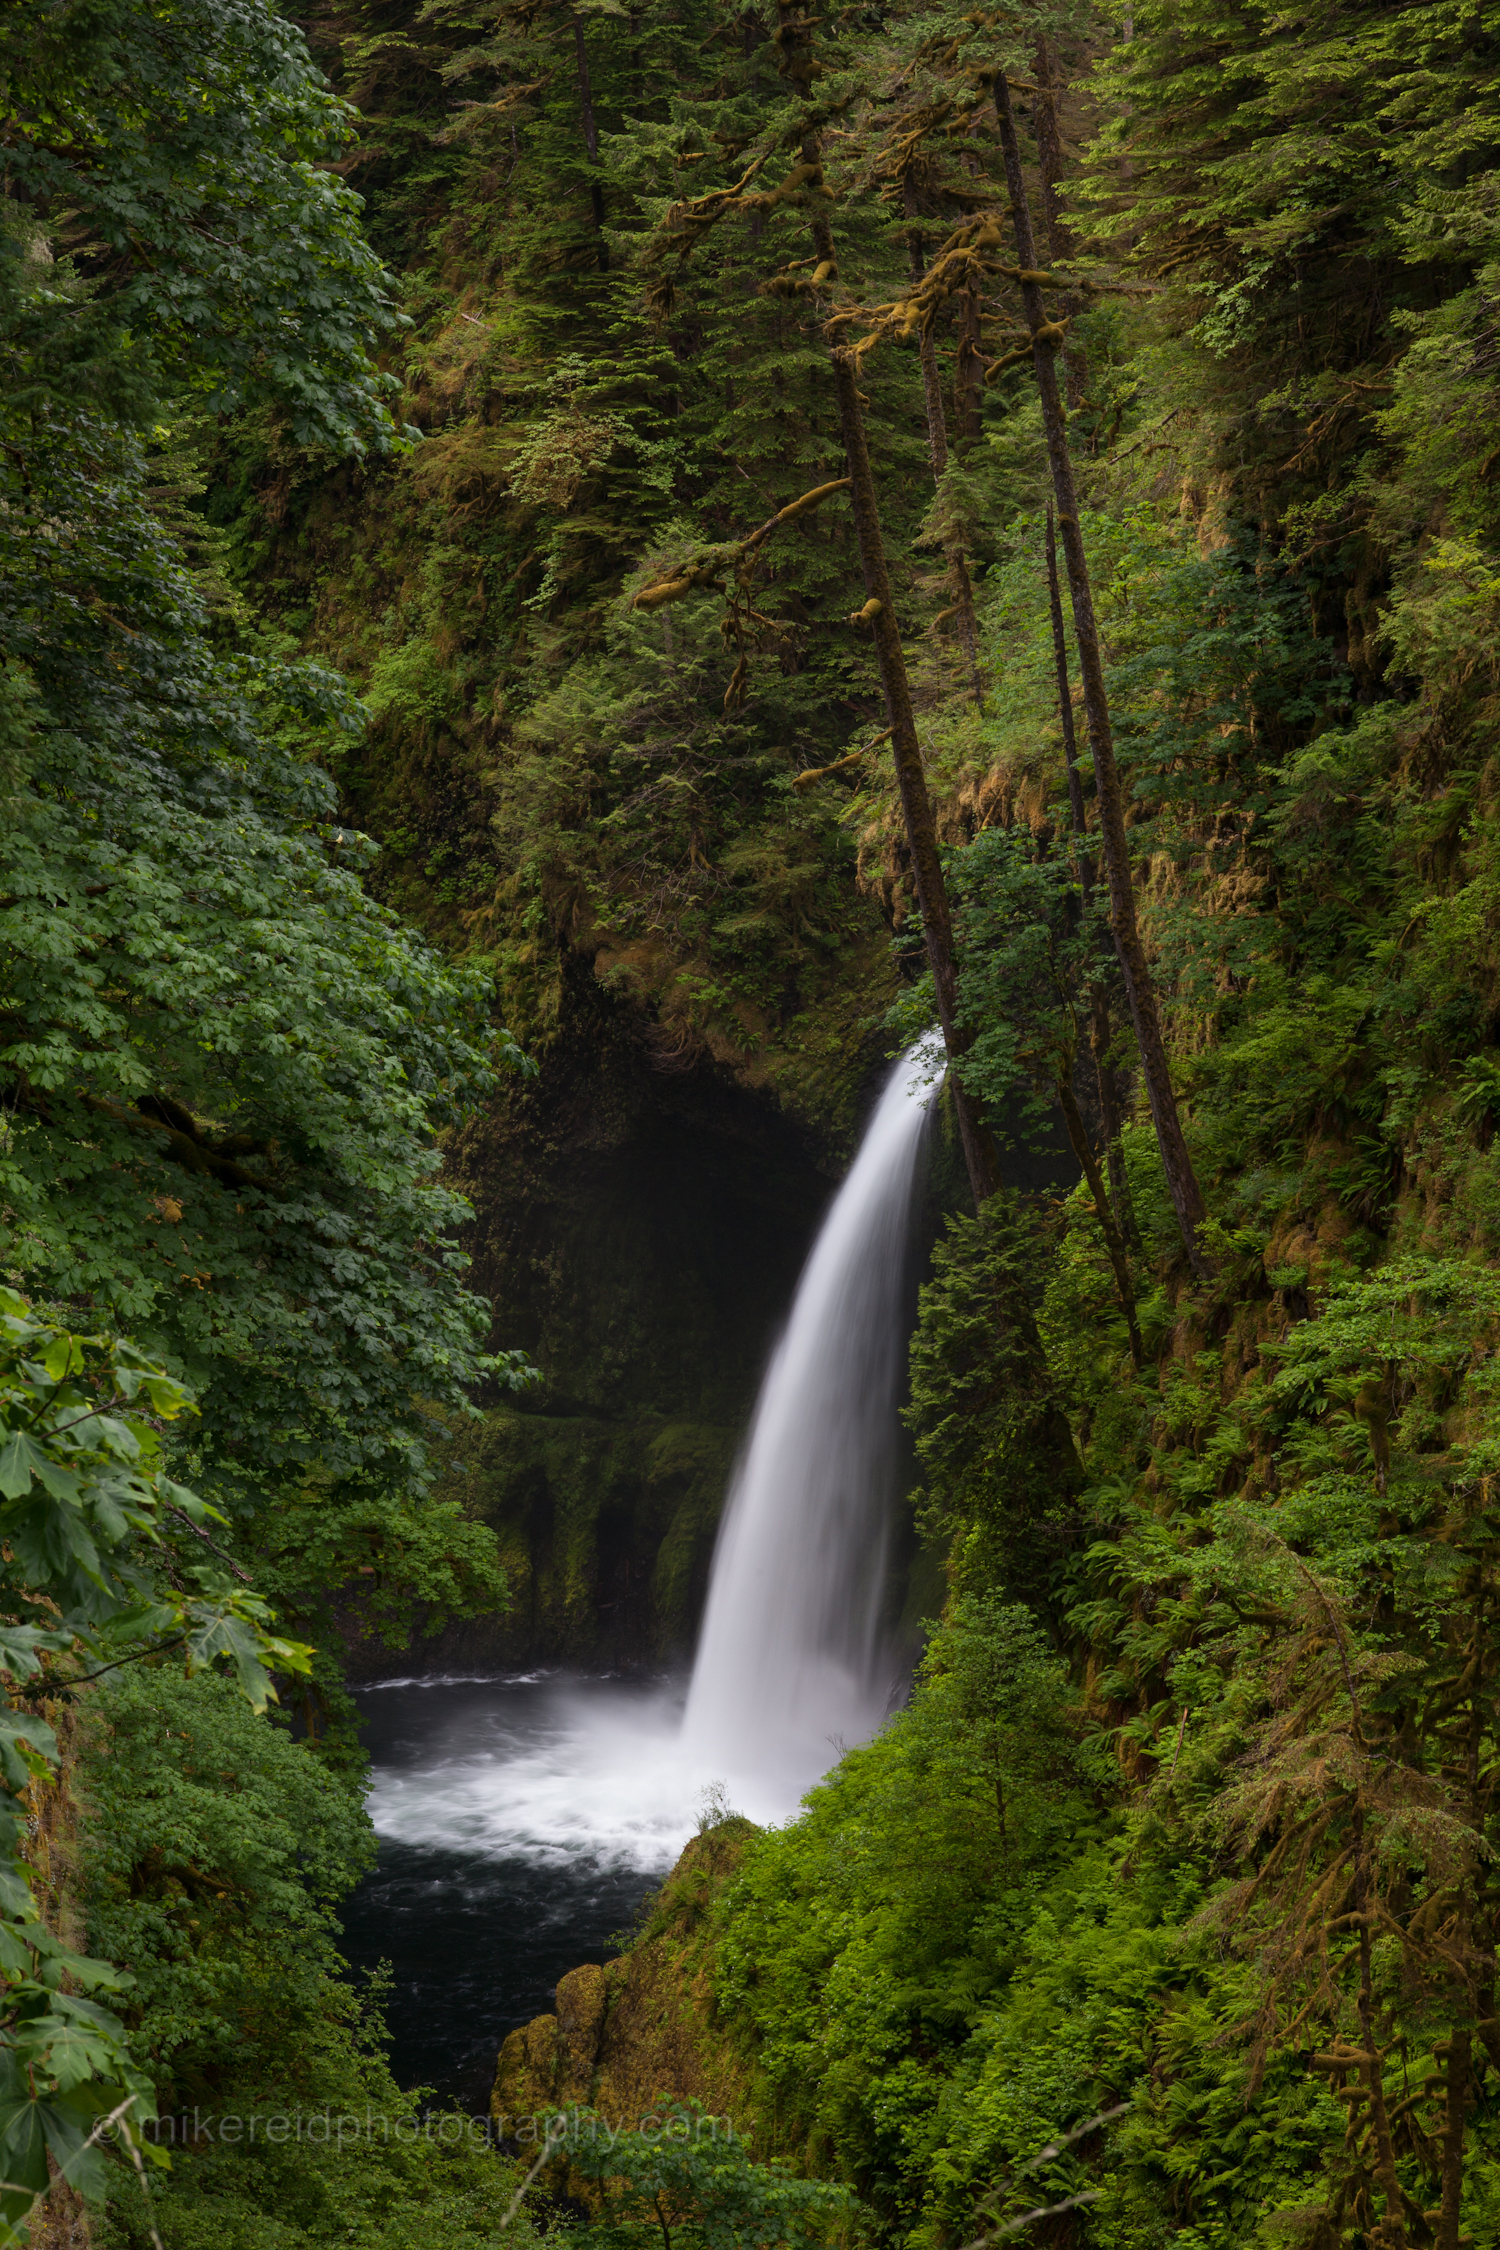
681,1036,942,1809
357,1038,943,1890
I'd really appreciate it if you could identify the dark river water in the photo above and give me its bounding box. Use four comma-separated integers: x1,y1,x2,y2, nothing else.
338,1672,701,2114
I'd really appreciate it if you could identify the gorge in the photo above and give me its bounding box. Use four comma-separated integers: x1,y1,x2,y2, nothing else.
6,2,1500,2247
340,1037,946,2108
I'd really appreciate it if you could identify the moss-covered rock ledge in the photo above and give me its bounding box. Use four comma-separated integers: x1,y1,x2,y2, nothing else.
431,1411,737,1663
492,1821,757,2139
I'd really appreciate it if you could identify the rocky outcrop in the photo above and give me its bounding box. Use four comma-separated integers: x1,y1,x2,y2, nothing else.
492,1822,756,2137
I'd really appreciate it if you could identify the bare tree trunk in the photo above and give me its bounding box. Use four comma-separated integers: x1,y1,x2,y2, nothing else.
904,186,983,709
1047,504,1087,844
829,339,997,1205
1356,1893,1409,2250
571,14,607,266
795,139,996,1205
767,2,996,1204
1031,38,1088,409
993,71,1211,1278
1046,504,1138,1248
1437,2022,1470,2250
1055,1069,1142,1365
906,221,951,481
1437,1594,1484,2250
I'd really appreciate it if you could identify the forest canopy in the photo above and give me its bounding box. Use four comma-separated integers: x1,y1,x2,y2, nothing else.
7,0,1500,2245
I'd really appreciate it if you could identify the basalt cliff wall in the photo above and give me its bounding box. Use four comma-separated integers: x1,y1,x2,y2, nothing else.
343,980,865,1678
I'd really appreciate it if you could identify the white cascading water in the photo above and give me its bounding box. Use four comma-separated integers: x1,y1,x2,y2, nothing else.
360,1034,941,1877
680,1033,942,1813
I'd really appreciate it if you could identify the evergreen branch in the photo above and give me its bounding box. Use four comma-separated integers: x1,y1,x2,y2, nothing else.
633,479,849,611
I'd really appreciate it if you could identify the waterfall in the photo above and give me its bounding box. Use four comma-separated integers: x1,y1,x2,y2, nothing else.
681,1036,942,1808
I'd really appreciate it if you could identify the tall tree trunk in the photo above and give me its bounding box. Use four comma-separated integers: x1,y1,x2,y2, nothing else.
1437,2021,1471,2250
829,338,997,1206
993,72,1212,1278
1355,1854,1410,2250
1031,38,1088,409
1046,504,1137,1248
798,145,996,1206
952,282,985,451
571,13,607,266
906,217,951,482
1437,1591,1485,2250
904,185,983,709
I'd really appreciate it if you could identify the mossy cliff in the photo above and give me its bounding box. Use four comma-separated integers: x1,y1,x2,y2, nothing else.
347,981,876,1674
492,1821,759,2144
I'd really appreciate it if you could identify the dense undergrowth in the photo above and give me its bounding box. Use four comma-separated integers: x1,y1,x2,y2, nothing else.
6,0,1500,2244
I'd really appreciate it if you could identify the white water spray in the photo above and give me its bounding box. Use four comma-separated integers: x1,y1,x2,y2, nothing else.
681,1035,942,1811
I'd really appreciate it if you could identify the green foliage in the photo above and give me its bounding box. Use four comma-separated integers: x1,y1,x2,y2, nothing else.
948,827,1110,1143
1082,0,1500,531
11,2,1500,2247
0,7,539,2233
0,0,405,452
83,1668,547,2250
905,1199,1083,1604
0,1292,313,2244
83,1666,372,2098
104,2134,547,2250
704,1242,1500,2245
0,395,530,1494
706,1597,1114,2234
0,0,536,1670
563,2101,856,2250
232,0,988,1111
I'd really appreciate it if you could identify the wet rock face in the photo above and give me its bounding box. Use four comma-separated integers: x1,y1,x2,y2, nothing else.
360,986,847,1674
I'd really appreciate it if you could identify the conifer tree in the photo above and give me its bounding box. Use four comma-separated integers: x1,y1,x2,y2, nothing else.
989,60,1212,1275
634,0,1001,1205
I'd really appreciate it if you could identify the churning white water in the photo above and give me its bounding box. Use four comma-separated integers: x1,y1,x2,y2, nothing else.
362,1672,694,1871
680,1033,941,1814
